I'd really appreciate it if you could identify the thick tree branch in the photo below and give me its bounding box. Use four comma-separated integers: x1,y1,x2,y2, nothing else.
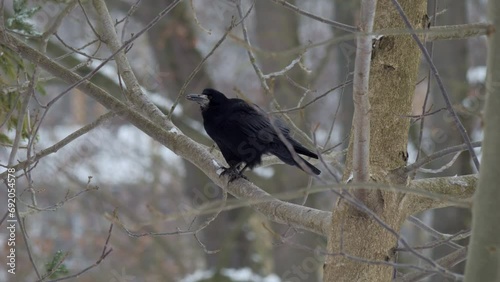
0,27,330,236
405,174,477,215
92,0,166,121
426,23,490,41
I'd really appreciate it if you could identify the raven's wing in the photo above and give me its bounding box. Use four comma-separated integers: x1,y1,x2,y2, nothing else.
203,100,274,168
226,100,318,159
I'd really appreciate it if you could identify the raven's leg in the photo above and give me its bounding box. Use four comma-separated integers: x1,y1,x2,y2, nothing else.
220,163,248,182
238,163,250,175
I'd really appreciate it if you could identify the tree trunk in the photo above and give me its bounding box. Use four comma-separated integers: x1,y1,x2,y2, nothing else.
464,0,500,279
324,0,427,280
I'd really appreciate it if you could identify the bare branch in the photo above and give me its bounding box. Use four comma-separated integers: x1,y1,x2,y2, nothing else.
236,1,270,94
351,0,376,198
167,7,254,119
92,0,166,119
45,223,114,282
270,80,353,114
426,23,490,41
0,112,116,180
41,0,78,41
402,141,482,174
405,174,477,215
407,216,463,250
116,188,228,237
395,247,467,282
268,0,358,33
0,29,330,236
7,86,32,166
14,195,41,279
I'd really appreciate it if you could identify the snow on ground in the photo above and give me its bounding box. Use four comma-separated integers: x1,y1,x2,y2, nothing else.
467,66,486,84
180,268,281,282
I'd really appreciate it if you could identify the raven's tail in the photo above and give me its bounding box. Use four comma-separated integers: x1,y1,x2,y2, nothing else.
288,138,318,159
297,156,321,175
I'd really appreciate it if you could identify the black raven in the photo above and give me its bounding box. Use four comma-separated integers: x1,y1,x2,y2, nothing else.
187,88,321,180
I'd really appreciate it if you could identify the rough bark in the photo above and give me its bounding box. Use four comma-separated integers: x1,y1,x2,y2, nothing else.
324,0,427,280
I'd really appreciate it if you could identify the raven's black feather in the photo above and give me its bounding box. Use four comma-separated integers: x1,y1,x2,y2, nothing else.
187,89,321,178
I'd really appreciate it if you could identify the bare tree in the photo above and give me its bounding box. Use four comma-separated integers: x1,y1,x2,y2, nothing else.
0,0,495,281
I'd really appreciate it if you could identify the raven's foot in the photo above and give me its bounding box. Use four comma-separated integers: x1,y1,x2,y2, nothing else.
220,167,248,183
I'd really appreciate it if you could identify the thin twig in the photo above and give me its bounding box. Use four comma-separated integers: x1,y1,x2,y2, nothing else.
77,0,102,40
41,0,78,41
404,107,447,120
7,75,34,166
15,199,41,278
120,0,142,43
262,55,304,79
413,0,438,181
0,112,116,180
402,141,482,173
42,0,182,121
22,185,99,217
394,247,468,282
408,216,463,250
268,0,358,33
236,1,317,147
54,34,105,60
118,189,228,238
45,223,114,282
236,1,270,94
167,8,253,119
418,151,463,174
270,80,353,114
396,229,470,251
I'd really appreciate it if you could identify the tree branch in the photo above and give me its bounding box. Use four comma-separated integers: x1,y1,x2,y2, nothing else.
351,0,376,197
401,141,482,174
0,26,330,236
268,0,358,32
0,112,116,180
395,247,467,282
405,174,477,215
92,0,165,120
426,23,490,41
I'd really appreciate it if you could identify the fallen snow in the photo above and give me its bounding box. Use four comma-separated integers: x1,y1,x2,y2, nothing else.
180,268,281,282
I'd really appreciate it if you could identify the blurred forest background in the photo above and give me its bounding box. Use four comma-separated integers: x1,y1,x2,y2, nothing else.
0,0,488,281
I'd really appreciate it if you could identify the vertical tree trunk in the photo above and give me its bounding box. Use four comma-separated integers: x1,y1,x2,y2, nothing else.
323,0,427,280
464,0,500,279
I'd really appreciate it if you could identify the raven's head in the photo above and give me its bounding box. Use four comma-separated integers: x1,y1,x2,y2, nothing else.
187,88,228,109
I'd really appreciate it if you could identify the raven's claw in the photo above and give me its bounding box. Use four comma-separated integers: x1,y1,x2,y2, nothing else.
220,167,248,183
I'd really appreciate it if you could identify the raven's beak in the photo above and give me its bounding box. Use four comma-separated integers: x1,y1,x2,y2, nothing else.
187,94,209,107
